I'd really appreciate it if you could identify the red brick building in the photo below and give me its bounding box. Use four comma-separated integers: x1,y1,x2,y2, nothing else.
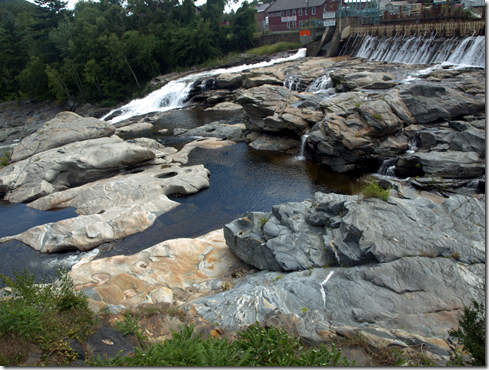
267,0,339,32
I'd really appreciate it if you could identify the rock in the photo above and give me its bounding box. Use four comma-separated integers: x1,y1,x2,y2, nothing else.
166,137,237,164
87,327,135,359
191,256,484,340
396,151,485,179
398,84,485,124
69,229,251,311
224,192,485,270
235,84,305,133
174,122,246,141
114,121,153,136
0,164,210,252
215,73,242,89
329,70,397,92
10,112,116,163
246,132,300,152
242,75,282,88
204,102,243,111
0,136,158,203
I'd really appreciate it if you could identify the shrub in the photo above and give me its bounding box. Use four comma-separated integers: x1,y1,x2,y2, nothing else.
448,299,485,366
359,176,390,201
245,42,303,56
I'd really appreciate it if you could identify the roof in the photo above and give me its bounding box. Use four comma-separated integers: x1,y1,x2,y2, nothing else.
387,0,411,5
267,0,328,13
256,3,272,12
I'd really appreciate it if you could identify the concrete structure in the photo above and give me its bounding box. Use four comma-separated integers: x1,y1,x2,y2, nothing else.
255,2,272,32
266,0,340,32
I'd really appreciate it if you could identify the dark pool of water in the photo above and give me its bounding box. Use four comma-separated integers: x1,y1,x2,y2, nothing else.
95,142,357,259
0,202,81,286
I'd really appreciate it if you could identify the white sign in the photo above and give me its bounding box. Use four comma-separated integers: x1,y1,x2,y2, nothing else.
323,11,336,18
323,19,336,26
281,16,297,22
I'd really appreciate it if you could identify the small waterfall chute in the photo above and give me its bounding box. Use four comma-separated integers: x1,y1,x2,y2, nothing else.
306,74,333,94
102,48,307,123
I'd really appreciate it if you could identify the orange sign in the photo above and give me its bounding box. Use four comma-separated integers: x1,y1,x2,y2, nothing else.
300,30,310,36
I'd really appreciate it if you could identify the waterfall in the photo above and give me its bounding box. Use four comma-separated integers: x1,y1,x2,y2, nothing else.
102,48,307,124
306,75,333,94
284,74,303,91
353,35,485,68
296,133,310,160
377,157,397,177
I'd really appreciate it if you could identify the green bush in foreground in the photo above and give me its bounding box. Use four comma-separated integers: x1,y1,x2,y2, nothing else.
0,269,97,366
447,299,485,366
89,322,353,366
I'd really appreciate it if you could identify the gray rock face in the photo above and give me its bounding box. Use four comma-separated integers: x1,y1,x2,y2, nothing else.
396,151,485,179
192,257,484,338
224,192,485,271
10,112,116,162
398,84,485,124
0,136,159,203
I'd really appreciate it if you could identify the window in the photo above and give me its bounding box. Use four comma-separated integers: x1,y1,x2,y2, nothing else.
293,9,296,15
305,7,308,15
286,10,290,16
293,21,296,28
299,20,303,27
281,10,284,16
312,7,316,14
299,8,302,15
287,21,290,28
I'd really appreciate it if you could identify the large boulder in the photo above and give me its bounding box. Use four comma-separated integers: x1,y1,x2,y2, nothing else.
330,70,397,91
0,136,159,203
397,84,485,124
10,112,116,162
224,192,485,271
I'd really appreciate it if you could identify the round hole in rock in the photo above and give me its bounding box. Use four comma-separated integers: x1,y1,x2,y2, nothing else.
156,172,179,179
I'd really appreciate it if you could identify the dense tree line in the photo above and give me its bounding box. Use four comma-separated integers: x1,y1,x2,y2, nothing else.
0,0,257,105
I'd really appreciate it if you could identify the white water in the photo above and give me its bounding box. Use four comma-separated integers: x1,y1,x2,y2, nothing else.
354,35,485,68
103,48,307,123
284,74,303,91
306,75,333,94
295,133,310,160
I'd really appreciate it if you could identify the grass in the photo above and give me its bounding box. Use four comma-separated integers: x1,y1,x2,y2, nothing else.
0,150,11,167
245,42,303,56
355,175,390,201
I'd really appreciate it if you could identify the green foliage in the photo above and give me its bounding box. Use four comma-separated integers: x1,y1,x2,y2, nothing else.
359,176,390,201
246,42,303,56
90,321,353,366
371,113,383,120
0,268,97,366
258,215,268,227
448,299,485,366
115,311,148,344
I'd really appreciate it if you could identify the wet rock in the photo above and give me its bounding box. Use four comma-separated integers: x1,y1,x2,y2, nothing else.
246,132,300,152
216,73,242,89
204,102,243,111
114,121,153,136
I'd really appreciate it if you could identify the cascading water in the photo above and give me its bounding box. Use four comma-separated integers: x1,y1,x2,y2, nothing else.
283,74,303,91
296,133,310,160
353,35,485,68
306,74,333,94
103,48,307,124
377,157,397,177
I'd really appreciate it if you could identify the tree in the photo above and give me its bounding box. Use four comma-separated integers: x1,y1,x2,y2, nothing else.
231,1,256,52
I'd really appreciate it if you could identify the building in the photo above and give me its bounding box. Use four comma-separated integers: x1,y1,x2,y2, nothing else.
266,0,340,33
255,2,272,32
